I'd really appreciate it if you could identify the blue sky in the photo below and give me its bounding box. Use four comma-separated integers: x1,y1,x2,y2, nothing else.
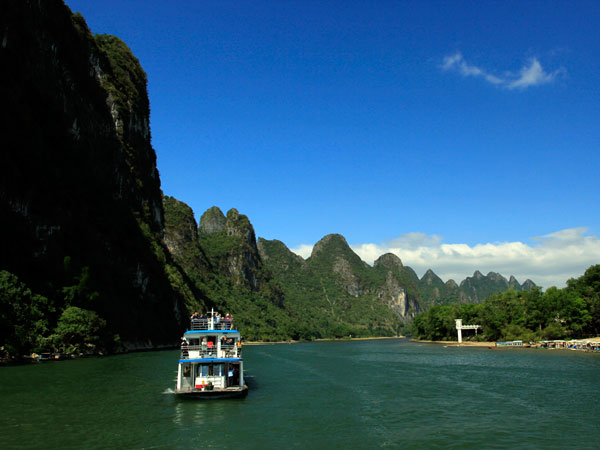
65,0,599,287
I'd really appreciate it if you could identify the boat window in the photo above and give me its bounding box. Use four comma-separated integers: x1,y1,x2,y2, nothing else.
200,365,209,377
213,364,223,376
183,366,191,377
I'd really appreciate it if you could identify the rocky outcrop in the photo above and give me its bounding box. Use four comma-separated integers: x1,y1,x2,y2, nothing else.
163,196,199,257
199,206,227,234
196,207,262,291
522,279,536,290
1,0,190,350
223,209,261,290
374,253,422,318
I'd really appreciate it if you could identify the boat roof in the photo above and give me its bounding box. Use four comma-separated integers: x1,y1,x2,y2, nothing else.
184,330,240,336
179,358,243,363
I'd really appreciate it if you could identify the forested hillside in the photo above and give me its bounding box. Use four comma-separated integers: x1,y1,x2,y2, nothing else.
163,200,421,341
413,265,600,342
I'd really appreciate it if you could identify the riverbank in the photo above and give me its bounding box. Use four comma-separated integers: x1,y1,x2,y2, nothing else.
412,338,600,352
412,339,494,347
244,336,404,345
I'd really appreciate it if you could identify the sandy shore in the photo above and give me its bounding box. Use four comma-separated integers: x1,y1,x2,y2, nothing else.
412,340,494,347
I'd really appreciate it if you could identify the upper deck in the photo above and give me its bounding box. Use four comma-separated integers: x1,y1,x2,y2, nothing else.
189,317,235,332
180,312,242,361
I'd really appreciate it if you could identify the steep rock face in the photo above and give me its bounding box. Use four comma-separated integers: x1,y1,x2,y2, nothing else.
522,279,536,290
224,209,261,290
332,258,362,297
163,196,199,258
375,253,404,269
0,0,189,349
94,33,164,233
508,275,522,290
163,200,290,340
373,253,422,318
198,207,262,291
199,206,226,234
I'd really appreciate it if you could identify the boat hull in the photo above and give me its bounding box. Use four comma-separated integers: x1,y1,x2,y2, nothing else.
175,385,248,399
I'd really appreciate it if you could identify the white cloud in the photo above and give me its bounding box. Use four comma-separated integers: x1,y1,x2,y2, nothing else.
442,52,504,85
507,58,559,89
442,52,562,90
350,227,600,288
291,244,313,259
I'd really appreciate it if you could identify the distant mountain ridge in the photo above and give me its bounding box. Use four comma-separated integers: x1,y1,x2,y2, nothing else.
163,201,536,340
415,268,536,308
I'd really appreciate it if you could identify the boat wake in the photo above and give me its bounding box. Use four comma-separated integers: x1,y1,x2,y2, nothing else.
162,388,175,395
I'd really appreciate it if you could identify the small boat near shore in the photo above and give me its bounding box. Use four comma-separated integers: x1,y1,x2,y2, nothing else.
175,310,248,399
495,340,524,347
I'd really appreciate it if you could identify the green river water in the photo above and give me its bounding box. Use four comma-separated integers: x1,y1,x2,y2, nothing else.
1,339,599,449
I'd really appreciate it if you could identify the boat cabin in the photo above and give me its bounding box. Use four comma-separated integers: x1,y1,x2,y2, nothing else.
176,314,246,396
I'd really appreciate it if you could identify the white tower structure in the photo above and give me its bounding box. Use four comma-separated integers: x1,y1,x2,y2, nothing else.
455,319,481,343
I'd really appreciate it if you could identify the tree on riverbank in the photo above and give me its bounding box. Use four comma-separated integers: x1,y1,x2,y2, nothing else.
0,271,118,360
412,265,599,342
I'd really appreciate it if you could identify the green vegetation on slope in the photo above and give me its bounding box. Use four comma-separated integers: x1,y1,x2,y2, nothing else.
258,235,414,339
412,265,600,342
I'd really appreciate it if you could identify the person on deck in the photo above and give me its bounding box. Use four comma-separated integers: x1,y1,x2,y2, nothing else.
180,338,189,359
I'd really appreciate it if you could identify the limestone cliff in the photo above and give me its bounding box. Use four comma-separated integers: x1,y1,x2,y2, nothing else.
0,0,192,352
163,201,289,339
373,253,422,319
198,207,262,290
198,206,227,234
259,235,420,335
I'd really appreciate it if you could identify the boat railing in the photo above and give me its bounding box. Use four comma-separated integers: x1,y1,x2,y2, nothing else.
190,318,235,331
180,345,242,360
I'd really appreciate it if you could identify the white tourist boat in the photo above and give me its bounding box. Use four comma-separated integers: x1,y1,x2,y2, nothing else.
175,310,248,398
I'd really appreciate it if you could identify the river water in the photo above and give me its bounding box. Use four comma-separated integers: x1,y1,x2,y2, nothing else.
1,339,598,449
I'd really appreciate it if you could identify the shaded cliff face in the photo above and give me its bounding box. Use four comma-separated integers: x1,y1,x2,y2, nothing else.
163,196,200,258
0,0,190,350
373,253,422,318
